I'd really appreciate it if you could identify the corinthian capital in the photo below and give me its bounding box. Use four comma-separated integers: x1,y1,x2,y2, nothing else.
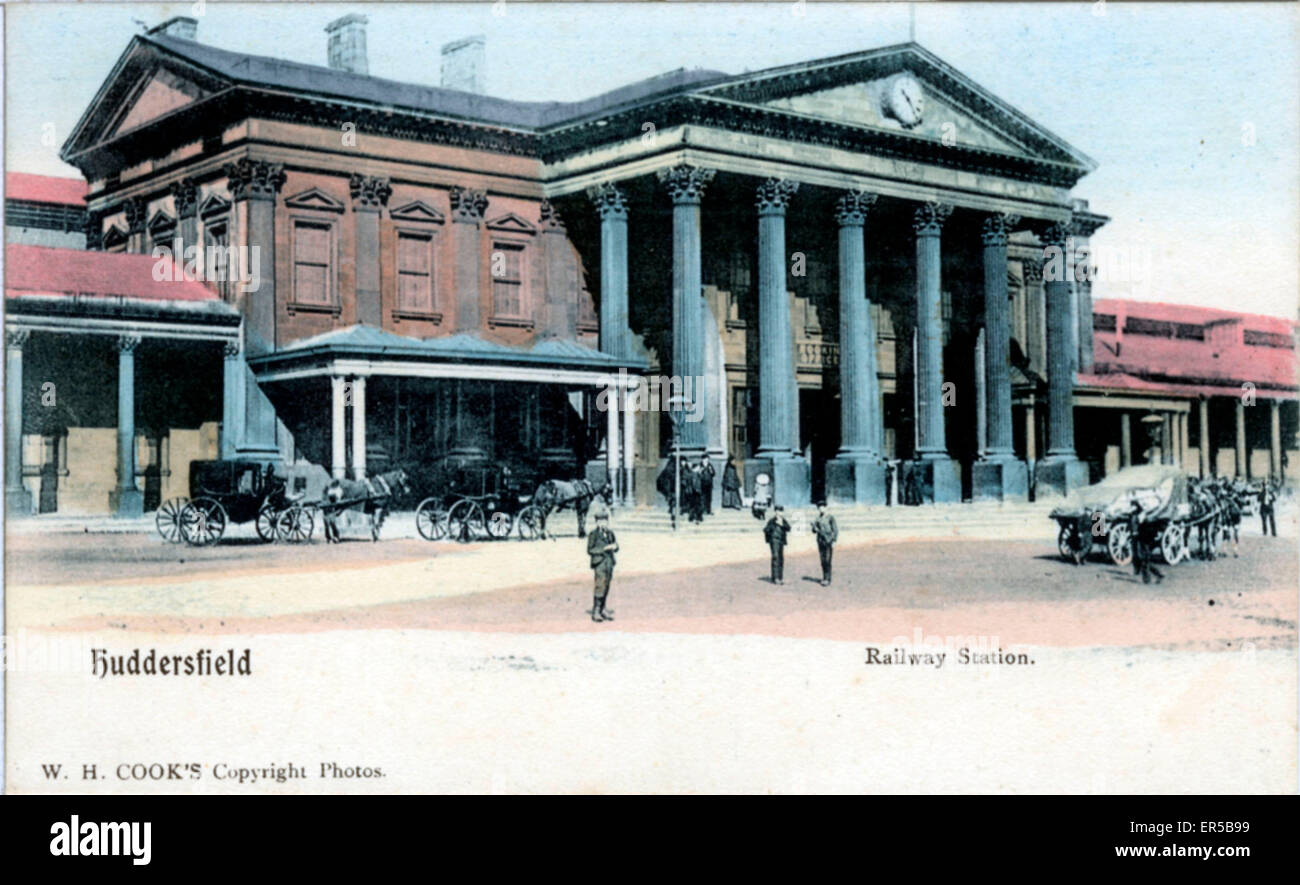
6,328,31,350
1040,218,1073,249
586,182,628,221
349,174,392,210
171,178,199,218
834,190,878,227
449,186,489,223
912,201,952,236
755,178,800,216
538,199,565,232
981,213,1020,248
1022,258,1044,283
123,197,148,234
657,163,715,205
116,334,142,354
224,158,286,202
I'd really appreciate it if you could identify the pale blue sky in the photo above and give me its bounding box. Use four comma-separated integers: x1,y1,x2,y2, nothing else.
5,2,1298,318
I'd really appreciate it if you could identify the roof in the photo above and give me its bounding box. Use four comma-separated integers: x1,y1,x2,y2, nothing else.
5,244,225,303
1087,298,1297,396
5,172,87,206
249,323,646,372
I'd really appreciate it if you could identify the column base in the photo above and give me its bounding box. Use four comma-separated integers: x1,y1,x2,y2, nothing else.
972,458,1029,502
1033,457,1090,499
5,486,32,516
110,487,144,517
913,457,963,504
825,456,886,506
745,455,811,508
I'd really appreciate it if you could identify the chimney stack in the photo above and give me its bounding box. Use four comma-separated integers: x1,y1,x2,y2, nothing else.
441,36,486,93
325,14,369,75
148,16,198,41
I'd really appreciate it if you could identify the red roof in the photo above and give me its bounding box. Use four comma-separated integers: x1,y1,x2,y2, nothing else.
5,244,220,302
5,172,87,206
1091,298,1297,394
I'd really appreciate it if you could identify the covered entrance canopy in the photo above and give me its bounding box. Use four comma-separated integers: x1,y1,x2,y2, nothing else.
248,324,648,502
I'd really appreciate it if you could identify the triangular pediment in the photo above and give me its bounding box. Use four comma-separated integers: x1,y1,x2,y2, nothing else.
485,212,536,234
199,193,231,218
697,44,1094,170
147,209,176,234
284,187,346,213
102,224,129,247
390,200,445,224
109,68,209,138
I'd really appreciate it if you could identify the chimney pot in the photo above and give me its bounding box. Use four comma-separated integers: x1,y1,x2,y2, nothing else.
325,14,369,75
148,16,198,41
441,35,486,93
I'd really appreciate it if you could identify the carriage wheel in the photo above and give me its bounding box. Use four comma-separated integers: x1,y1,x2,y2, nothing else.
155,497,187,543
180,497,227,546
447,499,485,543
276,506,314,543
1057,524,1092,563
487,511,513,539
255,503,280,543
516,505,546,541
1159,523,1188,565
415,498,448,541
1106,523,1132,566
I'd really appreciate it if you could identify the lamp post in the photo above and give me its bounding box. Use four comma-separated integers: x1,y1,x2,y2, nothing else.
667,395,688,531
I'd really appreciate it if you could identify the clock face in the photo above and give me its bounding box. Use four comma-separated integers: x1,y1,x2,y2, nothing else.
885,74,925,128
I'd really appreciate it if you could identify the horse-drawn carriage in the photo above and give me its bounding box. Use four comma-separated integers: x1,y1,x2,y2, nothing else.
1051,465,1198,566
413,462,608,543
156,459,313,546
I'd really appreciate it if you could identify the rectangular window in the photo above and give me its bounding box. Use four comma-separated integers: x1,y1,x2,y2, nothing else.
204,221,231,301
293,220,333,306
397,231,435,313
492,241,526,319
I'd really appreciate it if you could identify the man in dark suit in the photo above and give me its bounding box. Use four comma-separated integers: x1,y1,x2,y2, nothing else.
1127,499,1163,585
586,512,619,622
811,502,838,585
764,506,792,585
1259,481,1278,537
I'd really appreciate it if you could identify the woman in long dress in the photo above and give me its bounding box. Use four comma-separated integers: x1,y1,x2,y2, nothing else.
722,456,743,510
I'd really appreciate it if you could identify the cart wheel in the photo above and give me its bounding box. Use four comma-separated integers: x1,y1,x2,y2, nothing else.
276,506,314,543
180,497,227,546
1056,524,1075,561
1106,523,1132,566
415,497,448,541
1160,523,1188,565
155,497,187,543
255,503,279,542
487,511,513,539
516,505,545,541
447,499,485,543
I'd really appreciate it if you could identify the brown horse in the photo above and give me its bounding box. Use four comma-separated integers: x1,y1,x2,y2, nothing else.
321,468,411,542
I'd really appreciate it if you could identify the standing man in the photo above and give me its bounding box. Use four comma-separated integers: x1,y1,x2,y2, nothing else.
1126,499,1163,585
587,512,619,622
763,505,792,585
698,455,716,517
811,501,838,586
685,463,703,524
1259,481,1278,537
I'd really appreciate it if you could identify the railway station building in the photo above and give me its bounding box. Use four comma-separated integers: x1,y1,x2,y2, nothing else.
5,15,1296,516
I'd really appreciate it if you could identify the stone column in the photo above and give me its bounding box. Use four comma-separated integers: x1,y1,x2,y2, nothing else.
1023,259,1045,374
1179,410,1190,473
1198,399,1211,476
588,183,630,359
1162,414,1173,465
1235,398,1247,478
225,158,286,460
450,186,489,332
351,375,368,480
826,189,885,505
912,201,961,503
331,375,347,479
605,381,619,501
221,341,246,459
973,212,1028,501
1270,399,1282,479
350,174,392,327
1034,219,1088,497
113,335,144,516
4,329,32,515
656,163,714,457
621,383,636,506
171,177,199,268
1120,412,1132,468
